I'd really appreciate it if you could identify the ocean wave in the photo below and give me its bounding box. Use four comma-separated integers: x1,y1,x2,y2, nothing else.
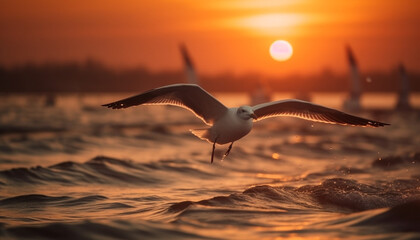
0,166,72,184
316,199,420,235
354,199,420,232
0,156,216,186
0,126,66,135
372,152,420,169
298,178,420,212
168,177,420,218
2,219,210,240
0,135,89,155
0,194,71,206
303,166,367,180
0,194,116,210
0,156,158,186
58,195,108,207
0,193,139,216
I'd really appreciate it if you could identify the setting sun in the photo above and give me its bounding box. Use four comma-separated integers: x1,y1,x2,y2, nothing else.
269,40,293,62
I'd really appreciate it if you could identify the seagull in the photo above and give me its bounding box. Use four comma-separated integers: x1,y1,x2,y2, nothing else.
102,84,389,163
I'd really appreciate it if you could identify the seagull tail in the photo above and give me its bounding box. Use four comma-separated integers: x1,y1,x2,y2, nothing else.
190,128,213,143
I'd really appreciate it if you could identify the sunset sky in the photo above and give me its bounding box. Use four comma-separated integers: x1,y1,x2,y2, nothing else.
1,0,419,76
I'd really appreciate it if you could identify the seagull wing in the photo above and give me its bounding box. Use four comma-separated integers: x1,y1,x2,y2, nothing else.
102,84,228,125
252,99,389,127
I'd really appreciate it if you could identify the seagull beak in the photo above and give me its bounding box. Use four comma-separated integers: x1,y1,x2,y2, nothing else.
250,113,257,120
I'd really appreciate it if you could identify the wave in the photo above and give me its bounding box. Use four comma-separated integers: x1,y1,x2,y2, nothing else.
0,156,216,186
0,126,66,135
2,219,210,240
0,135,89,155
354,199,420,232
296,178,420,211
168,177,420,217
0,156,156,186
316,199,420,235
0,194,71,206
0,193,138,213
372,152,420,169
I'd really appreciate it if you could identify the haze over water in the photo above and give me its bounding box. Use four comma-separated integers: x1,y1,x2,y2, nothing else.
0,93,419,239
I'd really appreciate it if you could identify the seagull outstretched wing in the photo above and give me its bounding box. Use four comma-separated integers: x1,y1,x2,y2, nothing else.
102,84,227,125
252,99,389,127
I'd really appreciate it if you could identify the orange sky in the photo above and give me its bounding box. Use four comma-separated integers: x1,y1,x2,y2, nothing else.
1,0,419,76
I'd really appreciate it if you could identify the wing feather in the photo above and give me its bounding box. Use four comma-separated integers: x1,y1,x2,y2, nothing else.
252,99,389,127
102,84,227,125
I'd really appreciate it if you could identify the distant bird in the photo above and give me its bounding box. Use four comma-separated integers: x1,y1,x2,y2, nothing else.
343,45,362,112
103,84,389,163
395,63,412,111
179,43,200,85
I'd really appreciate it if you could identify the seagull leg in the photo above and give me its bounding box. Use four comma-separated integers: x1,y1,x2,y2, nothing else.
222,142,234,160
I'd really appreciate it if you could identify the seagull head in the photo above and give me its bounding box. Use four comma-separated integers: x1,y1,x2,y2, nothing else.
237,106,257,120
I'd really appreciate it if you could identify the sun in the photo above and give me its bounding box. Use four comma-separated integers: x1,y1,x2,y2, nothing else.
269,40,293,61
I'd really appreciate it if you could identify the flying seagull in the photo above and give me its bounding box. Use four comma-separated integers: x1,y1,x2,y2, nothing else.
102,84,389,163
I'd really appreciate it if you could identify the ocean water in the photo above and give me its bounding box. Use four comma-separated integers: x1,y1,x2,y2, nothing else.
0,93,419,240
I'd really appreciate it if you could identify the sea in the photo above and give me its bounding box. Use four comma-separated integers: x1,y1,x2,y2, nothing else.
0,92,419,240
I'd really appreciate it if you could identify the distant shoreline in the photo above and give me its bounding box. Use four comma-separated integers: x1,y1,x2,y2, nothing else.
1,60,419,93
